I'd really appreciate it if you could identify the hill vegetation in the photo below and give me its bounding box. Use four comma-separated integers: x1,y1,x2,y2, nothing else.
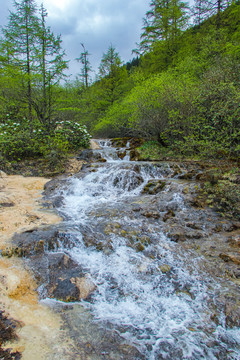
0,0,239,172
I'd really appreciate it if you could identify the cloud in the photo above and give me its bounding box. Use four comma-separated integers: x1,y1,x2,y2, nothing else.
1,0,149,80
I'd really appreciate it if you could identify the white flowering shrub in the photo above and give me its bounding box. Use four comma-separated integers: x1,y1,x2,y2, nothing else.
0,115,91,162
55,120,91,149
0,115,43,160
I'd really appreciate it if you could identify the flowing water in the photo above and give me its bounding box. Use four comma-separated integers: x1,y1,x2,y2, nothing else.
51,140,240,359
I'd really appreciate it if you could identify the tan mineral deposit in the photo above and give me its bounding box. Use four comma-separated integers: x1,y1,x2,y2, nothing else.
0,172,76,359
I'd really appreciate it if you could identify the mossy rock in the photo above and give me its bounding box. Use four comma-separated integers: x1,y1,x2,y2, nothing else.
142,180,166,195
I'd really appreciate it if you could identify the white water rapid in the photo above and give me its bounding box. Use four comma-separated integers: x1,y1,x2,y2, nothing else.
53,140,240,360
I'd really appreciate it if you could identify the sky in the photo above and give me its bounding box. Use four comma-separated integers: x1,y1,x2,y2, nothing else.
0,0,149,81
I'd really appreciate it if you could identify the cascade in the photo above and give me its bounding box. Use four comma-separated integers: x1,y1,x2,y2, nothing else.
47,139,240,359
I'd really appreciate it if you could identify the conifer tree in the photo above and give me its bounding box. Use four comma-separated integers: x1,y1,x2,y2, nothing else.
35,4,67,130
137,0,189,54
76,43,92,88
98,45,127,106
2,0,39,126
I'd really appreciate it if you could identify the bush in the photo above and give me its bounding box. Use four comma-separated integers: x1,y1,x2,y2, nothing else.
55,120,91,149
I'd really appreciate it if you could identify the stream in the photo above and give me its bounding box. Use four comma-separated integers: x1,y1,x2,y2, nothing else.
17,139,240,359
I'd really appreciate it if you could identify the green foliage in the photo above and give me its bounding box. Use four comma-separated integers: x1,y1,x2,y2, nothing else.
137,141,162,160
0,113,90,165
55,120,91,149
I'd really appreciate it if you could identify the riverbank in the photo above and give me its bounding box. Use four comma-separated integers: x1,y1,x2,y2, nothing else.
0,173,77,359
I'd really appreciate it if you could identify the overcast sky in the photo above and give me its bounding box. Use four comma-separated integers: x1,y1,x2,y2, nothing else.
0,0,149,81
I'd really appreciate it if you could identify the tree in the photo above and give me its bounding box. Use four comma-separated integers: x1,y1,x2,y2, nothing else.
137,0,189,54
99,44,122,77
1,1,67,132
76,43,92,88
1,0,40,127
98,45,127,106
34,4,67,131
192,0,233,26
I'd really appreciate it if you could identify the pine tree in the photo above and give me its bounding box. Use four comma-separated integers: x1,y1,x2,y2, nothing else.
76,43,92,88
98,45,127,107
192,0,233,26
137,0,189,54
35,4,67,130
2,0,39,126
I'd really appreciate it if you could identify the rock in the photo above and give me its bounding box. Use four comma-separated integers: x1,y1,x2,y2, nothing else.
43,177,68,196
142,180,166,195
0,170,7,178
142,211,160,219
227,235,240,248
117,150,127,159
51,278,80,302
65,158,84,175
219,253,240,265
136,243,145,252
178,170,197,180
159,264,171,273
77,149,103,163
0,201,15,207
12,228,68,256
71,276,96,300
129,149,140,161
224,300,240,328
90,139,101,149
163,210,175,222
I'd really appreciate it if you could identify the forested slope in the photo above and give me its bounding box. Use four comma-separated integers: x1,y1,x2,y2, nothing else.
0,0,239,168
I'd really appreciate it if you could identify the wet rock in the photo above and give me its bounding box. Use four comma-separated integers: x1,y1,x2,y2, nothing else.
77,149,94,162
165,225,204,242
163,210,175,222
71,276,96,300
142,180,166,195
43,176,68,195
51,278,80,302
12,227,71,256
96,157,107,163
111,138,129,148
77,149,105,163
223,297,240,328
178,170,198,180
142,211,160,219
29,252,96,302
227,235,240,248
189,197,205,208
113,171,144,191
186,222,202,230
136,243,145,252
219,253,240,265
117,150,126,159
129,149,140,161
159,264,171,273
104,222,121,235
166,228,186,242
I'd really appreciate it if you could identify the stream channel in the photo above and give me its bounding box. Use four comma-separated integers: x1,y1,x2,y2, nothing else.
17,139,240,359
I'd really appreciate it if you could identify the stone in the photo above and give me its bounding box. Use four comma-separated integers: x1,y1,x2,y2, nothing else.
0,171,7,178
51,278,80,302
71,276,96,300
142,180,166,195
219,253,240,265
142,211,160,219
129,149,140,161
163,210,175,222
159,264,171,273
227,235,240,248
